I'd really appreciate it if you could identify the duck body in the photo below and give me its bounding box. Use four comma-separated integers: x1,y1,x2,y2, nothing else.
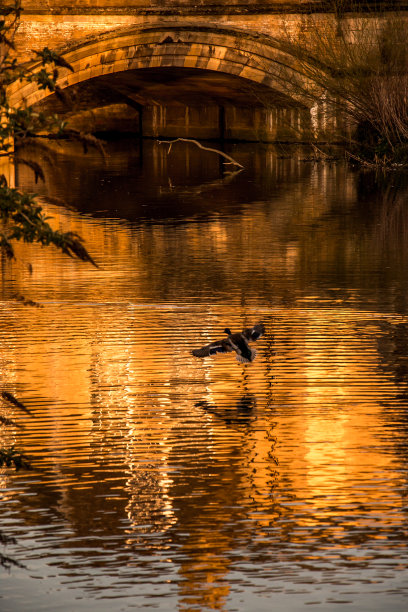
192,323,265,363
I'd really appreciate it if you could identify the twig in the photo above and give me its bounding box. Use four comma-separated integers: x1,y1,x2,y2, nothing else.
345,150,387,169
158,138,244,170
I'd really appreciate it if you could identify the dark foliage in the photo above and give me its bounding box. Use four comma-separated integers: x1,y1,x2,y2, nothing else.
0,1,97,265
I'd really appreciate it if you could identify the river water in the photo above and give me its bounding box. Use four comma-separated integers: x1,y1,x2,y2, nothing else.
1,139,408,611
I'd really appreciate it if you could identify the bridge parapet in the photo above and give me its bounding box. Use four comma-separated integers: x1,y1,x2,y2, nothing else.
17,0,408,59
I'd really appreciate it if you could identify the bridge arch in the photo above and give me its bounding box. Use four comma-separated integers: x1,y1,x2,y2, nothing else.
9,24,319,141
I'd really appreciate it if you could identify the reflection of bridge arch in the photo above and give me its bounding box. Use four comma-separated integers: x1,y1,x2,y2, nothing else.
9,24,318,141
10,24,309,107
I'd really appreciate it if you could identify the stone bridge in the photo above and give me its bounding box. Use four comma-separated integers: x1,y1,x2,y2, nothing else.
9,1,408,141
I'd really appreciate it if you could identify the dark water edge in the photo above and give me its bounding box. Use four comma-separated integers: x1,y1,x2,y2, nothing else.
1,139,408,611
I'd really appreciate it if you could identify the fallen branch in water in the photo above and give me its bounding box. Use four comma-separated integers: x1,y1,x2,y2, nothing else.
345,150,396,170
161,167,244,196
158,138,244,170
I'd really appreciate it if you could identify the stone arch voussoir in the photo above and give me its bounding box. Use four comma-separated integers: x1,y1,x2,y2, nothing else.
8,24,312,109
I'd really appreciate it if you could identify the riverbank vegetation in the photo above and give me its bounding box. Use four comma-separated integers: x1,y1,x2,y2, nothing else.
0,1,97,266
277,1,408,168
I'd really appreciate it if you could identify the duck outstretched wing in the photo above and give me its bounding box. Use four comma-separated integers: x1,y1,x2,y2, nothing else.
192,339,232,358
242,323,265,342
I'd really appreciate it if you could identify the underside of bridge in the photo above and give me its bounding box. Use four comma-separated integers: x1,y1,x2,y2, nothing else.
38,66,310,141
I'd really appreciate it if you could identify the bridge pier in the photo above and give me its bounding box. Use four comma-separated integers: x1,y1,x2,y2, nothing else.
64,100,344,143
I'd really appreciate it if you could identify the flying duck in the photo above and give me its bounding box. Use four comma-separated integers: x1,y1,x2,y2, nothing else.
192,323,265,363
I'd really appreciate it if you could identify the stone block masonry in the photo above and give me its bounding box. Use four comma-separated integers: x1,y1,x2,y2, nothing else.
11,1,408,142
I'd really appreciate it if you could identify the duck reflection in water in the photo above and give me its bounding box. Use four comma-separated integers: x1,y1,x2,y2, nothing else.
196,394,257,427
192,323,265,363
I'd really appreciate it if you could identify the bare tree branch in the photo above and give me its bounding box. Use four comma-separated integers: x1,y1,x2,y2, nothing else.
158,138,244,170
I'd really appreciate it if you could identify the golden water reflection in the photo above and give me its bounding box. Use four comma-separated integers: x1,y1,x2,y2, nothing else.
1,142,408,610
